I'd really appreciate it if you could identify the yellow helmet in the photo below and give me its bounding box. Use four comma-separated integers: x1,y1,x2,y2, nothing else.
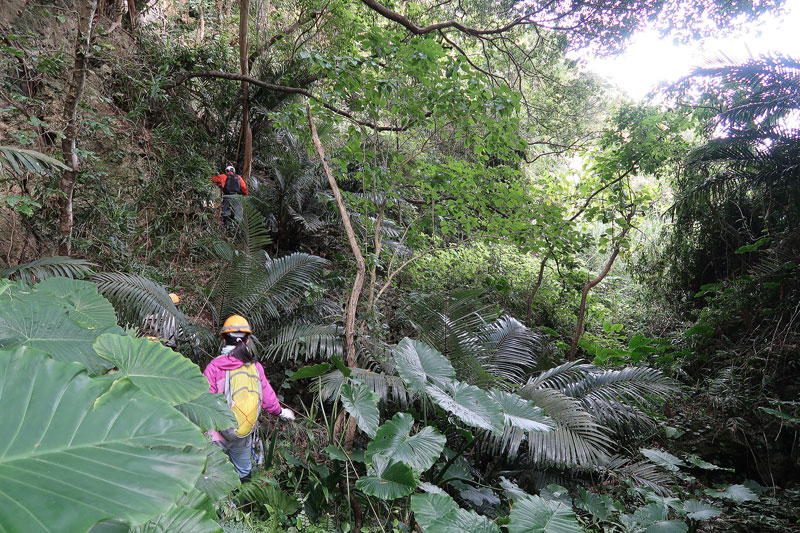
169,293,181,304
220,315,252,336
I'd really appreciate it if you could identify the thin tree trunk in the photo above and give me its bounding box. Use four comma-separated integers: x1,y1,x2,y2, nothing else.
127,0,137,29
239,0,253,180
567,211,634,361
526,249,551,324
197,2,205,41
308,105,365,368
365,197,387,312
59,0,98,255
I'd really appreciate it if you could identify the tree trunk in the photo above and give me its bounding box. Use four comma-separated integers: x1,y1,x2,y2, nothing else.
526,249,551,324
307,106,365,368
239,0,253,180
197,2,205,41
127,0,137,29
59,0,98,256
567,213,634,361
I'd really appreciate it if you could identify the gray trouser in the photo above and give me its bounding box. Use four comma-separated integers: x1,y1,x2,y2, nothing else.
221,196,242,225
219,428,253,479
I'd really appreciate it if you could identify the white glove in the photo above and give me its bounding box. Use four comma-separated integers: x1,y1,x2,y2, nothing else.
279,407,295,421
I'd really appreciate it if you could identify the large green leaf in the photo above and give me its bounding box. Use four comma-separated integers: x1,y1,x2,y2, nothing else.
394,338,455,392
426,509,501,533
507,495,583,533
681,500,721,520
0,298,116,375
366,413,446,472
0,348,207,532
412,493,458,529
355,456,416,500
35,277,118,329
195,445,240,501
640,448,687,472
175,392,235,431
131,506,221,533
703,484,759,502
488,389,553,431
340,382,380,438
644,521,688,533
94,334,208,405
425,380,504,435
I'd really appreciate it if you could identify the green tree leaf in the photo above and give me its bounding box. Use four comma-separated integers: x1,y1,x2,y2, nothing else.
426,381,504,435
355,456,416,500
94,334,208,405
507,495,583,533
0,348,206,532
394,337,455,392
288,362,332,381
341,382,380,438
366,413,446,472
174,393,235,431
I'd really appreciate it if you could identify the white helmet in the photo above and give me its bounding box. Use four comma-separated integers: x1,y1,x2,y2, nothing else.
225,165,235,173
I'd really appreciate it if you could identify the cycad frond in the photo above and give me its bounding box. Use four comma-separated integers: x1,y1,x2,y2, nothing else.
91,272,188,341
520,387,614,467
318,368,411,406
260,323,342,363
478,316,542,386
1,257,95,284
236,199,273,254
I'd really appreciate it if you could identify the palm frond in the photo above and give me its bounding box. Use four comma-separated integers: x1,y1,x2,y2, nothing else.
91,272,188,341
520,387,614,468
318,368,411,406
236,199,273,254
478,316,542,385
1,257,95,284
597,456,674,496
260,323,343,363
0,145,69,178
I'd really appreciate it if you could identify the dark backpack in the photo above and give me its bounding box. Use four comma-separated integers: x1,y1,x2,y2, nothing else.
223,172,242,195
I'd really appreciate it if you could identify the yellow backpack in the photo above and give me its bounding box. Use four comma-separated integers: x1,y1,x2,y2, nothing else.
224,364,262,437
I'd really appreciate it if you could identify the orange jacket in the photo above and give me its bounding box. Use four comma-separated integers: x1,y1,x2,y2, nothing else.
211,172,249,195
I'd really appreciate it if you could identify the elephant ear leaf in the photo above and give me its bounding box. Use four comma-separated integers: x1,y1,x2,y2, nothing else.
413,492,500,533
35,277,118,329
355,456,416,500
340,382,380,438
175,393,235,431
366,413,445,472
426,380,504,435
393,338,455,392
94,333,208,405
507,495,583,533
130,506,221,533
0,298,115,375
0,347,207,533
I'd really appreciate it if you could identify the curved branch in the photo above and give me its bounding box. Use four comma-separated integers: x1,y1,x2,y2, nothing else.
171,70,412,132
360,0,532,36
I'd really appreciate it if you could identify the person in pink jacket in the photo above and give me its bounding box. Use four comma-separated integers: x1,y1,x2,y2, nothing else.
203,315,294,481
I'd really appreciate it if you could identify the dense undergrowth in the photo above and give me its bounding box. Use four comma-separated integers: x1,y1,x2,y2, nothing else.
1,0,799,531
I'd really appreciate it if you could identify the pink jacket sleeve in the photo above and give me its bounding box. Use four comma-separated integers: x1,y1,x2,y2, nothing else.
256,362,282,415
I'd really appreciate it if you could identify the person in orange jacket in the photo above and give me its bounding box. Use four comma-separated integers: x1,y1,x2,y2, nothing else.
211,165,248,229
